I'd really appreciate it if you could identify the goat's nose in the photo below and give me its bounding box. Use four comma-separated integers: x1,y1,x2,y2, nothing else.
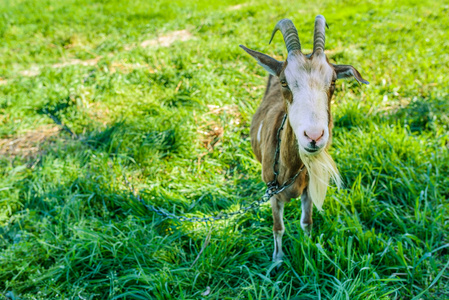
304,129,324,143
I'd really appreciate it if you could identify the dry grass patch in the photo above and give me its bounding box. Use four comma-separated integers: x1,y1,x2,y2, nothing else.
51,57,101,68
197,104,241,150
140,30,193,48
0,125,60,158
19,66,41,77
228,3,247,10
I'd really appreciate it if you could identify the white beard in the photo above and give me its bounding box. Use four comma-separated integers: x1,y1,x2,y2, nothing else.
299,150,342,211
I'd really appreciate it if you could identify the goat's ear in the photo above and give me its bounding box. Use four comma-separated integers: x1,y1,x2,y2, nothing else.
333,64,369,85
240,45,283,76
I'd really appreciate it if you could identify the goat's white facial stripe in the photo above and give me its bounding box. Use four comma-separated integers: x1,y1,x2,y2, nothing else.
257,121,263,142
284,53,334,153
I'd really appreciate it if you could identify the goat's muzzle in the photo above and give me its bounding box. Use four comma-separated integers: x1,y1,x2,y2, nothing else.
296,126,329,156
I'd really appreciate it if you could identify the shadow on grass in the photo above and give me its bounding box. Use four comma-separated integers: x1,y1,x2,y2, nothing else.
382,95,449,132
2,116,262,229
0,141,268,297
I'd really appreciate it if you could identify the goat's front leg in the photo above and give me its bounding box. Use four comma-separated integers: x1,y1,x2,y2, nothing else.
271,196,285,262
300,188,313,234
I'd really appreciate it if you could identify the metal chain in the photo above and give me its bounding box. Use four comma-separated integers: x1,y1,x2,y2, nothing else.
268,113,287,189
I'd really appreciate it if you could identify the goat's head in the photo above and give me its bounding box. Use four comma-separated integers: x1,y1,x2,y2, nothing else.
241,16,368,156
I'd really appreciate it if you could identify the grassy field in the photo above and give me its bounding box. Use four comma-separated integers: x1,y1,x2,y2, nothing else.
1,0,448,298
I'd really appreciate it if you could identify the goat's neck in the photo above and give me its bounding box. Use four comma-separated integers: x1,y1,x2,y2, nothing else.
278,115,303,181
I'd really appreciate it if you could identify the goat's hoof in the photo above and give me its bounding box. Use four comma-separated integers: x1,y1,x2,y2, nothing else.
274,258,283,266
270,260,284,275
272,252,284,263
301,222,313,235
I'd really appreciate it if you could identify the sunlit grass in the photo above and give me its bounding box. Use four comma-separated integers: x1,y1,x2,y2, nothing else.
0,0,448,299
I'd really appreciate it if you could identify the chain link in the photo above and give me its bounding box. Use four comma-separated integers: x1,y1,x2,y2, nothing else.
268,113,288,189
126,113,305,223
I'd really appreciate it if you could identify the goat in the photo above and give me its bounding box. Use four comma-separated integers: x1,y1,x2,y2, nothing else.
240,16,368,262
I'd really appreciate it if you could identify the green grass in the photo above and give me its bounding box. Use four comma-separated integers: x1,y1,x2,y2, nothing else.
1,0,448,299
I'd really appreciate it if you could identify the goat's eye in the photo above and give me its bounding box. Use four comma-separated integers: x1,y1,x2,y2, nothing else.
280,80,289,88
331,80,336,86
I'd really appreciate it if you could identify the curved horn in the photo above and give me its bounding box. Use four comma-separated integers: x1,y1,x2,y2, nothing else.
313,15,327,53
269,19,301,53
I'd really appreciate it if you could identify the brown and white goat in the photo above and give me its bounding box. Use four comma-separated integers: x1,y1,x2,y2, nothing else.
241,16,368,262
